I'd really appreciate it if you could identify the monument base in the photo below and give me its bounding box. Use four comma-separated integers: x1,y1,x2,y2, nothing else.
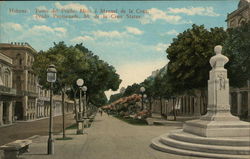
151,129,250,159
183,114,250,137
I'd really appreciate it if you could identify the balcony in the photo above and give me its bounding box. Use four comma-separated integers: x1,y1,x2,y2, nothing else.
16,90,38,97
0,85,16,96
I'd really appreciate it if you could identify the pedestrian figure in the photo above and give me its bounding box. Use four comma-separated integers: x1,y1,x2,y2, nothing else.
99,109,103,116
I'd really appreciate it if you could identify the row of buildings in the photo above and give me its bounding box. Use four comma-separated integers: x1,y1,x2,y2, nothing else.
0,42,74,126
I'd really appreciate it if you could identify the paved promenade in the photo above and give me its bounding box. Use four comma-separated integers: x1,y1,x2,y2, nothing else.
19,113,205,159
0,113,75,146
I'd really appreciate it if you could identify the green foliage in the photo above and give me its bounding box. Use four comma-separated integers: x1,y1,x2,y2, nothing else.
33,42,122,106
113,115,148,125
109,93,123,103
123,83,141,96
166,24,227,92
223,22,250,87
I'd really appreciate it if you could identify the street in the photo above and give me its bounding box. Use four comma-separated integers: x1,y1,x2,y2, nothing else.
0,113,75,146
18,113,204,159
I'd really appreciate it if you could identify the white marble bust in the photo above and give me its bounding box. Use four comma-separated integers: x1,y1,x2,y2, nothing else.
209,45,229,69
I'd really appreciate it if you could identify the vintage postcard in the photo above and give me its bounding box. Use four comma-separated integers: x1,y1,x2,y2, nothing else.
0,0,249,159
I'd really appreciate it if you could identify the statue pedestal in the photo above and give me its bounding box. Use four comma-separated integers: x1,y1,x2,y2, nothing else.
183,119,250,137
151,45,250,158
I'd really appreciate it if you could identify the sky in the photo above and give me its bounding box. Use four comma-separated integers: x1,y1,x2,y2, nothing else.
0,0,238,98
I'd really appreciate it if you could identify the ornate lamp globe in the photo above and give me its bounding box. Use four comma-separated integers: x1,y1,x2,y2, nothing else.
47,64,57,83
76,79,84,87
82,86,87,92
140,86,145,93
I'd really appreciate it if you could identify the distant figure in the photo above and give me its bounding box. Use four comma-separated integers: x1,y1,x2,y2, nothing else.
99,109,103,116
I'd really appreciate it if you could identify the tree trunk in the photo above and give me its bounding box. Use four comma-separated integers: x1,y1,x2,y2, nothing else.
160,96,163,116
73,98,77,122
173,98,176,121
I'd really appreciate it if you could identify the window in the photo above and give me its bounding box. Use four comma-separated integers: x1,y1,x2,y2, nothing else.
4,69,10,87
16,54,22,65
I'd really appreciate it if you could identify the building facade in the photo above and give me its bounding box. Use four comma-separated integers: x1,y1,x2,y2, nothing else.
0,42,38,121
0,42,75,123
0,52,16,126
226,0,250,28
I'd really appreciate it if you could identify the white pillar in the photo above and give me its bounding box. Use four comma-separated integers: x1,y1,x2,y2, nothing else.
7,102,12,124
237,89,242,116
23,96,28,120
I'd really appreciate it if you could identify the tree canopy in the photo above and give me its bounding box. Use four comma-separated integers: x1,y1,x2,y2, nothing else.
33,42,122,106
166,24,227,93
223,22,250,87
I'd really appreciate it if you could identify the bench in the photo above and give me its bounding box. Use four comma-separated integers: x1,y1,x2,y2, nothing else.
0,140,32,159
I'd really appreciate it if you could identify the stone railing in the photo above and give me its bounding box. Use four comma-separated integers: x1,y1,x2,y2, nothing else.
0,85,16,96
16,90,38,97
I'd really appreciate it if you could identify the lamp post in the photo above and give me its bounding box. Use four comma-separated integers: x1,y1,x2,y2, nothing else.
76,79,84,134
47,64,57,155
62,87,70,139
82,86,88,128
76,79,84,119
82,86,88,118
140,87,145,111
143,94,147,110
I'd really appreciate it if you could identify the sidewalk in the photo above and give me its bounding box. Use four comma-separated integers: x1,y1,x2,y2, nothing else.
19,113,205,159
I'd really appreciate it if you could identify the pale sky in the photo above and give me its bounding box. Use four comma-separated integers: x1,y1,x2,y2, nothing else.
0,1,238,98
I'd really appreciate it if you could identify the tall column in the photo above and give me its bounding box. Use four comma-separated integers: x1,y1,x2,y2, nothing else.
6,102,12,124
23,96,28,120
12,101,16,122
0,101,3,125
237,89,242,116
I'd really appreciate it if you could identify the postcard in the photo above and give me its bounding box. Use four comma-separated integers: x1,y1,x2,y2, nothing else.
0,0,249,159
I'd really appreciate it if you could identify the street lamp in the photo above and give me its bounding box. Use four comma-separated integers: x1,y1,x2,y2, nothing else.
140,87,145,111
47,64,57,155
76,79,84,134
76,79,84,118
143,94,147,110
82,86,88,128
82,86,88,118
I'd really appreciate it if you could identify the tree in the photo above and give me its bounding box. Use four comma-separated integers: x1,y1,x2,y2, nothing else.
223,22,250,88
166,24,227,93
123,83,141,97
33,42,122,137
109,93,123,103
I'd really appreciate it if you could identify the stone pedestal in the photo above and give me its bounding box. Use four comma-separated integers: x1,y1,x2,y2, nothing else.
76,120,84,134
151,45,250,158
183,45,250,137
